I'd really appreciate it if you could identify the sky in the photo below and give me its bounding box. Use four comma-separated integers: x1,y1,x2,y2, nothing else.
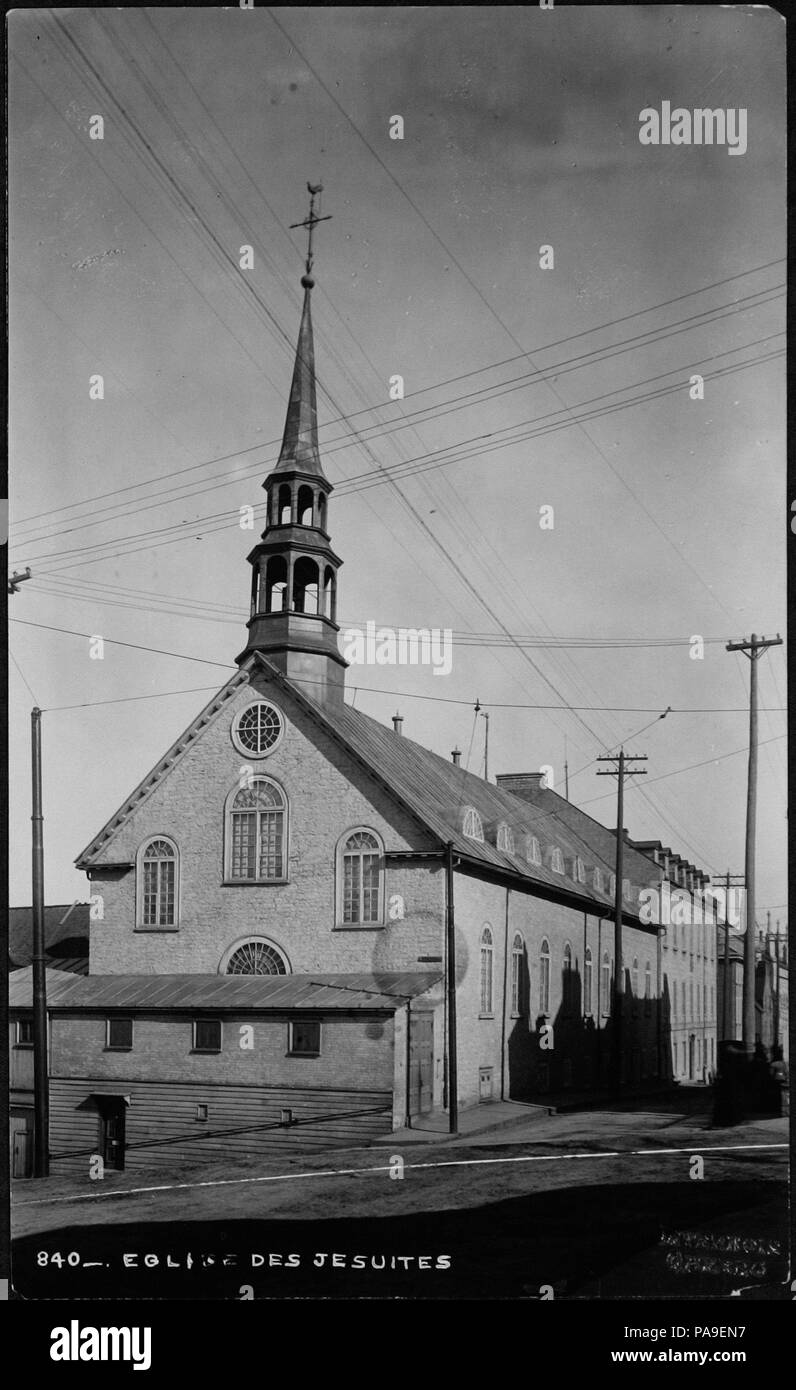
8,5,787,926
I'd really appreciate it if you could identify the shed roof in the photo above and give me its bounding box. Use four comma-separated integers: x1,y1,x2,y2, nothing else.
8,968,441,1012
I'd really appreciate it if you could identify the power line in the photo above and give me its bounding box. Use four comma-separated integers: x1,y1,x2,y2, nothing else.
16,343,783,571
9,615,785,712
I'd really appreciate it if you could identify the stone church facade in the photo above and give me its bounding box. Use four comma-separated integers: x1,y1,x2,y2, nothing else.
12,233,717,1174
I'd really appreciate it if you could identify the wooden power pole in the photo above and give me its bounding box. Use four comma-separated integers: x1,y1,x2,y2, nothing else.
31,708,49,1176
596,749,647,1087
725,633,782,1058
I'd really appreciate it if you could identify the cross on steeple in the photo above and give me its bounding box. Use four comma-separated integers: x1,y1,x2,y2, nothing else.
290,182,332,286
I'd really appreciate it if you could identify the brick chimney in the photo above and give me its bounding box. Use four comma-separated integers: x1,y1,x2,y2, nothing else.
494,772,547,803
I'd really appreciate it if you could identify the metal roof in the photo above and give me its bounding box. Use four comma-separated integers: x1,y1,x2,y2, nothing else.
8,968,442,1012
76,651,664,918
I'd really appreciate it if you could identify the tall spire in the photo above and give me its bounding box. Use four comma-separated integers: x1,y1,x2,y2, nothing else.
275,184,332,478
237,184,346,706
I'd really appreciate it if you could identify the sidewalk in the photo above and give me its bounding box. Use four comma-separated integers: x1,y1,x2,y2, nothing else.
371,1099,552,1146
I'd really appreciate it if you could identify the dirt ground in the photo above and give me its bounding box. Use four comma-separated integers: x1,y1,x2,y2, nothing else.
11,1099,788,1300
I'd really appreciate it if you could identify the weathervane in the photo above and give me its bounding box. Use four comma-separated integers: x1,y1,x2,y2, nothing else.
290,182,332,287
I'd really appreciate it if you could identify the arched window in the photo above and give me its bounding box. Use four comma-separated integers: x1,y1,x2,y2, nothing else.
645,960,652,1013
297,485,314,526
601,951,611,1015
323,566,335,620
221,937,288,975
462,807,484,842
526,835,541,866
563,941,573,1012
497,822,515,854
480,926,494,1015
226,778,287,881
265,555,287,614
510,933,524,1016
318,493,327,532
539,937,551,1014
551,847,564,874
293,556,319,615
584,946,593,1015
338,829,383,925
137,837,178,928
575,857,586,883
593,867,603,894
278,483,292,525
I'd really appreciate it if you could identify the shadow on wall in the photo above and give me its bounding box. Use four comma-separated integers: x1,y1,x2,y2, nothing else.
506,951,674,1099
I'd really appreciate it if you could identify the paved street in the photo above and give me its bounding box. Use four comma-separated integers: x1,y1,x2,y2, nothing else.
12,1099,787,1299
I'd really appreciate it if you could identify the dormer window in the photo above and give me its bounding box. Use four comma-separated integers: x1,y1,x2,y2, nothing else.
575,856,586,883
622,878,632,903
496,822,515,854
593,867,603,894
551,847,564,874
526,835,542,866
607,872,616,897
462,807,484,842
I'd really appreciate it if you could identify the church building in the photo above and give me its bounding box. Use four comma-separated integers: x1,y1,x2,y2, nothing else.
11,201,718,1174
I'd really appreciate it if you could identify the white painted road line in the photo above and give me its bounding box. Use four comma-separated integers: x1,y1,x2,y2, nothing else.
14,1141,787,1208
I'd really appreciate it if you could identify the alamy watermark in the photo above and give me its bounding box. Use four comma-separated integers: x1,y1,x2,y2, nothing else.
638,103,747,156
639,882,744,928
342,622,453,677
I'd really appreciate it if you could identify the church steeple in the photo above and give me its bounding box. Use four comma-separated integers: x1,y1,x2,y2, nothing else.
236,185,347,707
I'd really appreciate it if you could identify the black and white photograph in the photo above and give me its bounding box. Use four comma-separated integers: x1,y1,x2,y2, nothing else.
6,2,790,1326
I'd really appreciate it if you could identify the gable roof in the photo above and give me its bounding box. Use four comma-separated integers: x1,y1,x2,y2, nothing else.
75,666,252,867
8,905,90,975
75,653,662,920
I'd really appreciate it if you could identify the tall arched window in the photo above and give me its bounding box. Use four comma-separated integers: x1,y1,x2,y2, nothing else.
293,556,319,615
510,933,524,1016
462,807,484,842
338,829,383,925
323,566,335,620
584,947,593,1015
601,951,611,1015
526,835,541,866
480,927,494,1015
563,942,573,1013
137,837,178,928
297,485,314,526
551,847,564,874
265,555,287,614
226,779,287,881
278,483,292,524
539,937,551,1014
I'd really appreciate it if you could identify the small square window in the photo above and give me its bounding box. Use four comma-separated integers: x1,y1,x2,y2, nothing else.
193,1019,222,1053
15,1018,34,1047
196,1104,209,1122
288,1019,321,1056
106,1017,133,1051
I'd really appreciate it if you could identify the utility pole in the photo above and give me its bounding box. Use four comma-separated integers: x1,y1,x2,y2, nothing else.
596,749,647,1088
474,699,489,782
726,632,782,1058
445,842,458,1133
564,736,570,801
8,567,32,594
719,870,745,1042
31,708,49,1177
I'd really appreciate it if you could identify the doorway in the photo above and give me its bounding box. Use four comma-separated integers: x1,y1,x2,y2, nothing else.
97,1097,127,1171
408,1013,434,1115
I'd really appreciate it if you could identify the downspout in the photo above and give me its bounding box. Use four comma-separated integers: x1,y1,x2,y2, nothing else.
500,886,510,1100
405,997,412,1129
